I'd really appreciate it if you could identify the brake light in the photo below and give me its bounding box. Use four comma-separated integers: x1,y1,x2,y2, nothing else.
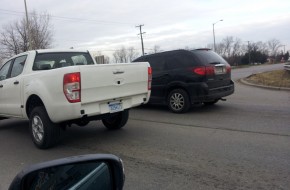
226,65,231,73
63,72,81,103
193,67,206,75
148,67,152,90
192,66,214,76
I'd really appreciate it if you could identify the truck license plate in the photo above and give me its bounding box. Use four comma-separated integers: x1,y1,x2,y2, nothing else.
109,102,123,113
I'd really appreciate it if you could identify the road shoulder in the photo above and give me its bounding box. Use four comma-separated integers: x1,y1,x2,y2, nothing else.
238,77,290,91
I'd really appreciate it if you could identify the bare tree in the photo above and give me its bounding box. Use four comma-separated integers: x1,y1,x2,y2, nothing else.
222,36,234,58
147,45,162,54
206,44,214,50
153,45,161,53
184,46,191,50
267,39,281,56
231,38,242,57
104,56,110,64
112,51,120,63
92,51,111,64
0,11,53,58
113,46,127,63
215,42,226,56
113,46,139,63
127,47,139,62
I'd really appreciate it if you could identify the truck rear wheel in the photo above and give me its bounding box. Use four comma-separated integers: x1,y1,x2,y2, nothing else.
102,110,129,130
29,106,63,149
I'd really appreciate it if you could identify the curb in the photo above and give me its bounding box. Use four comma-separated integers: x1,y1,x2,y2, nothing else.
238,78,290,91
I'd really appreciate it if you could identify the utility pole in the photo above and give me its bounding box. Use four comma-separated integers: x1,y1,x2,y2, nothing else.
136,24,145,56
247,41,251,64
24,0,32,50
281,45,286,54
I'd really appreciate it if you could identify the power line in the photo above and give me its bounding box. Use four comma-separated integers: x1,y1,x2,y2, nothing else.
0,9,134,25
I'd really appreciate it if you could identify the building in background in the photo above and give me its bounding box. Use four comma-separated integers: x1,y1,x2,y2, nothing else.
95,55,105,64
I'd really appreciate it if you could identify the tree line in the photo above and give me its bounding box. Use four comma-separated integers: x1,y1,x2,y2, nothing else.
207,36,289,66
0,12,288,66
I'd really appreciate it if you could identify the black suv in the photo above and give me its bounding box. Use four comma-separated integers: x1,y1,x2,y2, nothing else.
133,49,234,113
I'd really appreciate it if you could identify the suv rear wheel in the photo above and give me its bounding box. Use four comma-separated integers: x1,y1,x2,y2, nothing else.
167,89,190,113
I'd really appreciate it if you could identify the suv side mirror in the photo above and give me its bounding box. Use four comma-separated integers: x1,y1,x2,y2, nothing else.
9,154,125,190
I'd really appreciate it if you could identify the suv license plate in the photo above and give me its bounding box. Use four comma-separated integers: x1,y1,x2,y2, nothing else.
215,66,225,74
109,102,123,113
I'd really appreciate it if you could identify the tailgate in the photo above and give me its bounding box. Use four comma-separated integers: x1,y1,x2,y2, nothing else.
80,63,149,104
207,63,232,89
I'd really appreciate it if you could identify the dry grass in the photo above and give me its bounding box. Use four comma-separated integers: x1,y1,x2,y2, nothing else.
245,70,290,88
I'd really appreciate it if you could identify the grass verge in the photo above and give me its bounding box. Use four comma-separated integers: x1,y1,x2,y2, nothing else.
244,70,290,88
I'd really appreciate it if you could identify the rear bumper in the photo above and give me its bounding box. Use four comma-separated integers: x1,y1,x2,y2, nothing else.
189,80,235,103
47,93,149,123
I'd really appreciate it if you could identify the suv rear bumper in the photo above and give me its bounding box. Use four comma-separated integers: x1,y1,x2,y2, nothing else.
189,80,235,103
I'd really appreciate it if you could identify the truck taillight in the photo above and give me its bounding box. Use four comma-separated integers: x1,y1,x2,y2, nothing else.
148,67,152,90
63,72,81,103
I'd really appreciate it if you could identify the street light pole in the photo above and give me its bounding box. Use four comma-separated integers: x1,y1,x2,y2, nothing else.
213,19,223,52
247,41,251,64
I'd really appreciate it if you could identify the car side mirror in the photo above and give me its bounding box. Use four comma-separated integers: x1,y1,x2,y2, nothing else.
9,154,125,190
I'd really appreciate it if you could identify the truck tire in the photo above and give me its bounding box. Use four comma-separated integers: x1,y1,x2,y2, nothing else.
29,106,63,149
102,110,129,130
167,89,190,113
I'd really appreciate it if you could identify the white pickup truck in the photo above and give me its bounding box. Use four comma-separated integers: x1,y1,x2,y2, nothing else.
0,50,151,149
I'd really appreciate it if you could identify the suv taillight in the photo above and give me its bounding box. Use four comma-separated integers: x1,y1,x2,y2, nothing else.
63,72,81,103
192,66,215,76
226,65,231,73
148,67,152,90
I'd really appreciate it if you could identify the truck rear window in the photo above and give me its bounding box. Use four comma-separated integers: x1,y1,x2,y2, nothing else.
33,52,94,71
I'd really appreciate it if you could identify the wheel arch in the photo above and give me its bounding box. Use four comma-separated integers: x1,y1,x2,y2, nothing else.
166,84,191,104
25,94,45,118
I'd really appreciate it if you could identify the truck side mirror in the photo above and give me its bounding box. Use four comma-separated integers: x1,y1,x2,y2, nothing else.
9,154,125,190
0,75,6,81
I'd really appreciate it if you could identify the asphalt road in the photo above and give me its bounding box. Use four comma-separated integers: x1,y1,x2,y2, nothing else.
231,63,285,80
1,64,289,189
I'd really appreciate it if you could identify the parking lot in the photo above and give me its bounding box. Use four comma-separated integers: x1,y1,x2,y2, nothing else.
1,64,290,189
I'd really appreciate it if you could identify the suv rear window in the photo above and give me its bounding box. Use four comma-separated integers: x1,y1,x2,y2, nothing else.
33,52,94,71
191,50,227,65
165,52,200,70
134,50,203,71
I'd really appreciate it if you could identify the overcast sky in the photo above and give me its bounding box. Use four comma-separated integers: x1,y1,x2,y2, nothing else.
0,0,289,56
